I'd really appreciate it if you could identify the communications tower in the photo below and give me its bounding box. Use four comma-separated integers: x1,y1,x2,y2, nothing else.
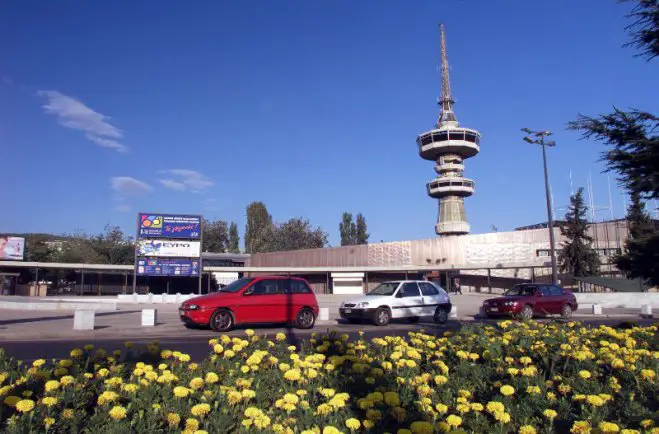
416,24,481,236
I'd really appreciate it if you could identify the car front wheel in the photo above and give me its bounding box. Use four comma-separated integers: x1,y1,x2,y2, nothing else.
295,308,316,329
561,304,573,319
373,307,391,326
433,307,449,324
210,309,234,332
519,305,534,321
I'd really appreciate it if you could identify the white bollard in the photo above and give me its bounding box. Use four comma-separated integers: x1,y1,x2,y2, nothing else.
141,309,157,326
592,304,602,315
132,292,138,304
73,310,95,330
147,293,153,304
318,308,329,321
161,294,167,304
449,306,458,319
641,304,653,318
175,293,181,304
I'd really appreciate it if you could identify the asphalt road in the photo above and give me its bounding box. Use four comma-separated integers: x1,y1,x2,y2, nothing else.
2,317,655,363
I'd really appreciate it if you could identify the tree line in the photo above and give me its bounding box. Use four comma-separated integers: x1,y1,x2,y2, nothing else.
559,0,658,285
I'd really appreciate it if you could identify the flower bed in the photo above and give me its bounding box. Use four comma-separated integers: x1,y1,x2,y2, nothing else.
0,321,658,433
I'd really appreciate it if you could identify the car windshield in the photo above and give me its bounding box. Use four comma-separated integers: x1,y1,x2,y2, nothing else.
218,278,254,293
504,285,536,297
366,282,399,296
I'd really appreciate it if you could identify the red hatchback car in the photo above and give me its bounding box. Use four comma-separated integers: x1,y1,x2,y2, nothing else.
482,283,578,320
179,276,319,332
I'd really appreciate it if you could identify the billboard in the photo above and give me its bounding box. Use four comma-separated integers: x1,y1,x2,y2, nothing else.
138,214,201,239
136,239,201,258
136,258,200,277
0,237,25,261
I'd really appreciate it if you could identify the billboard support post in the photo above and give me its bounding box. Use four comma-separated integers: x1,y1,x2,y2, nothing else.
198,218,204,295
132,213,139,294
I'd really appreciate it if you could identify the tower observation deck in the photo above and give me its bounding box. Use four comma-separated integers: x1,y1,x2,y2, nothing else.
416,24,481,236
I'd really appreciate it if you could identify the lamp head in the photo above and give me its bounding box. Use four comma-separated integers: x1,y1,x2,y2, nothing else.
523,136,534,143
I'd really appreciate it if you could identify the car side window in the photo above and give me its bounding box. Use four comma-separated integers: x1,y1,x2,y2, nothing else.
419,282,439,296
285,279,312,294
549,285,564,296
540,286,552,297
250,279,282,295
399,283,421,298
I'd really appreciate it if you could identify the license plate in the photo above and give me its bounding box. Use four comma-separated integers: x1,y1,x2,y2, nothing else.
344,309,352,314
489,308,499,312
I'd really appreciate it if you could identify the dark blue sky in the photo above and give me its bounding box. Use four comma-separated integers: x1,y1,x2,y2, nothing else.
1,0,657,245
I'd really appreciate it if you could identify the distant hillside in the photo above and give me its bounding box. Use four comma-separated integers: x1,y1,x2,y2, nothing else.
0,233,74,241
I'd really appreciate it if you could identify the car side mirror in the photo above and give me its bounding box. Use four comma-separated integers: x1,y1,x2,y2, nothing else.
244,287,254,296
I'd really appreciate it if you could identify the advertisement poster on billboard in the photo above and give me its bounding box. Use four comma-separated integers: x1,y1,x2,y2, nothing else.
136,258,200,277
138,214,201,239
136,240,201,258
0,237,25,261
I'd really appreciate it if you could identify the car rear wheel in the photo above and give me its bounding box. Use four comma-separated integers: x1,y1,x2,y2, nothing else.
210,309,234,332
295,308,316,329
373,307,391,326
519,304,534,321
433,307,449,324
561,304,573,319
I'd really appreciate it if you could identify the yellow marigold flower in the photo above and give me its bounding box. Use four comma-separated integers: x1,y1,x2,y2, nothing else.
32,359,46,368
227,391,243,404
70,348,83,358
641,369,656,380
641,420,655,428
620,430,640,434
519,356,532,365
363,420,375,429
44,417,55,427
410,420,435,434
586,395,606,407
109,405,127,420
456,403,471,413
189,377,204,390
398,430,413,434
42,396,58,407
191,403,211,418
323,427,341,434
500,385,515,396
44,380,60,392
519,426,537,434
507,368,519,376
275,332,286,341
526,386,541,394
63,408,74,419
434,375,448,385
345,418,361,430
571,421,592,434
185,418,200,431
59,359,73,368
578,370,592,379
446,415,462,427
384,391,400,406
543,409,558,419
173,386,190,398
284,369,302,381
599,422,620,433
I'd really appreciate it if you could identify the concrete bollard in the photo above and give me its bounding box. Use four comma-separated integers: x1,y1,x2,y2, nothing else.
449,306,458,319
132,292,138,304
592,304,602,315
141,309,157,326
73,310,95,330
641,304,653,318
318,308,329,321
175,293,181,304
147,293,153,304
161,294,167,304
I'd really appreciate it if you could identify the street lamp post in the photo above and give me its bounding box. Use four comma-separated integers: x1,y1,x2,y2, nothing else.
522,128,558,285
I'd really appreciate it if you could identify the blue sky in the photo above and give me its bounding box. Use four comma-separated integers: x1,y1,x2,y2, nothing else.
1,0,658,247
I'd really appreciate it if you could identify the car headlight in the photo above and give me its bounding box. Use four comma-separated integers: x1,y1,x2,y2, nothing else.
356,302,369,308
187,304,200,310
503,301,518,307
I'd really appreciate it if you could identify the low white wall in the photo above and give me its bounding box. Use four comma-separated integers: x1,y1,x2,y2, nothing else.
575,293,659,308
116,293,197,304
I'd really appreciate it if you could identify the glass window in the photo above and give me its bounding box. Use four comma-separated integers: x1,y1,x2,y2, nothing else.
465,133,477,143
504,285,536,296
286,279,312,294
434,132,448,142
419,282,439,296
399,282,421,298
250,279,282,295
421,135,433,146
366,282,399,296
219,278,254,293
448,131,465,141
540,286,552,296
549,285,564,296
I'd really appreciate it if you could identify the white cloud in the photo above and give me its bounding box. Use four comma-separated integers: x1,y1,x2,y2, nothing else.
110,176,153,195
38,90,129,153
159,169,214,192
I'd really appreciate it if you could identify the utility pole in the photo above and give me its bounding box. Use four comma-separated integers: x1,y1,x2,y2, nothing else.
522,128,558,284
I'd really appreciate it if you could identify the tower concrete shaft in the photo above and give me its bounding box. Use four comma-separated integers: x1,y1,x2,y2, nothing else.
416,24,481,236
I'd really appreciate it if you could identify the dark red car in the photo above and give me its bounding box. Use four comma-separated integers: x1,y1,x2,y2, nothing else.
179,276,319,332
482,283,578,320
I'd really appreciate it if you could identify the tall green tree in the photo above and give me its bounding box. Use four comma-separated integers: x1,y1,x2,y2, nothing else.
268,218,328,252
339,212,357,246
245,201,274,254
88,225,134,265
355,213,369,245
615,192,659,284
558,188,601,277
203,219,229,252
228,222,240,253
568,0,658,284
